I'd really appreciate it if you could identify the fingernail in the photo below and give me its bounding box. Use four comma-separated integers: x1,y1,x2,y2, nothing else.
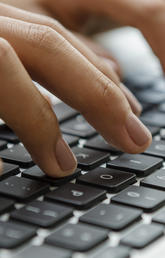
125,113,151,146
56,137,77,171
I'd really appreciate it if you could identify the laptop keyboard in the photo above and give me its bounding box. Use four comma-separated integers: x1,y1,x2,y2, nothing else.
1,78,165,258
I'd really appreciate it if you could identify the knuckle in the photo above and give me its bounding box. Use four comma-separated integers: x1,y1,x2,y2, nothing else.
27,23,67,51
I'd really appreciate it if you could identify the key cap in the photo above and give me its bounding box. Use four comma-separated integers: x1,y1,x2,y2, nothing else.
0,197,15,215
0,163,20,181
94,246,130,258
14,245,72,258
140,169,165,191
0,140,7,150
144,140,165,159
141,111,165,127
152,208,165,225
107,154,163,177
22,166,81,186
120,224,164,249
147,126,160,136
84,135,122,154
160,129,165,140
0,125,19,143
111,185,165,212
77,167,136,193
53,102,78,123
0,176,49,202
72,147,110,170
0,221,36,249
136,90,165,104
0,144,34,167
45,223,108,252
10,200,73,228
61,115,97,138
80,203,142,231
45,183,106,210
63,134,79,147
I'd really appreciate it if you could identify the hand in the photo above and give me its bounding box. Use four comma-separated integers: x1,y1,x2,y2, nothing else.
0,4,151,177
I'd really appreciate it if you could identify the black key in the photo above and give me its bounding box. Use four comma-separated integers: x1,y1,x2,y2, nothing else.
61,115,97,138
77,167,136,193
45,223,108,252
0,221,36,249
111,185,165,212
94,246,130,258
107,154,163,177
14,245,72,258
141,111,165,127
53,102,78,123
0,125,19,143
0,144,34,167
22,166,81,186
141,169,165,191
144,140,165,159
45,183,106,210
72,147,110,170
0,140,7,150
0,176,49,202
0,163,20,181
153,208,165,225
10,200,73,228
120,224,164,249
136,90,165,104
63,134,79,147
80,203,142,231
0,197,15,215
84,135,122,154
147,126,160,136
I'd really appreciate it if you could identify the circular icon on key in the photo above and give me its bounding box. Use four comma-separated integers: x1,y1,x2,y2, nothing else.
100,174,113,180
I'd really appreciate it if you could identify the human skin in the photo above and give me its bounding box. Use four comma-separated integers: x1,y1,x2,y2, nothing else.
0,1,155,176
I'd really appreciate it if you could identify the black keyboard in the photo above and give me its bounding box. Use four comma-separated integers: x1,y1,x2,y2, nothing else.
1,78,165,258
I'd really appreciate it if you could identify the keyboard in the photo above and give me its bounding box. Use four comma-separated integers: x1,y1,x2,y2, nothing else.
1,78,165,258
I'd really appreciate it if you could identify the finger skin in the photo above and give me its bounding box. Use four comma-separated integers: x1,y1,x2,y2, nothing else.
0,3,142,116
0,37,77,177
0,16,151,153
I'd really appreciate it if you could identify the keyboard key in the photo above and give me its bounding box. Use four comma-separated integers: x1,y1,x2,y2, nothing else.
94,246,130,258
10,200,73,228
14,245,72,258
84,135,122,154
0,197,15,215
0,176,49,202
0,145,34,168
45,183,106,210
53,102,78,123
120,224,164,249
22,166,81,186
0,125,19,143
147,126,160,136
141,111,165,127
0,221,36,249
153,208,165,225
45,223,108,252
72,147,110,170
111,185,165,212
77,167,136,193
63,134,79,147
80,203,142,231
136,90,165,104
160,129,165,140
0,163,20,181
107,154,163,177
144,140,165,159
61,115,97,138
141,169,165,191
0,140,7,150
